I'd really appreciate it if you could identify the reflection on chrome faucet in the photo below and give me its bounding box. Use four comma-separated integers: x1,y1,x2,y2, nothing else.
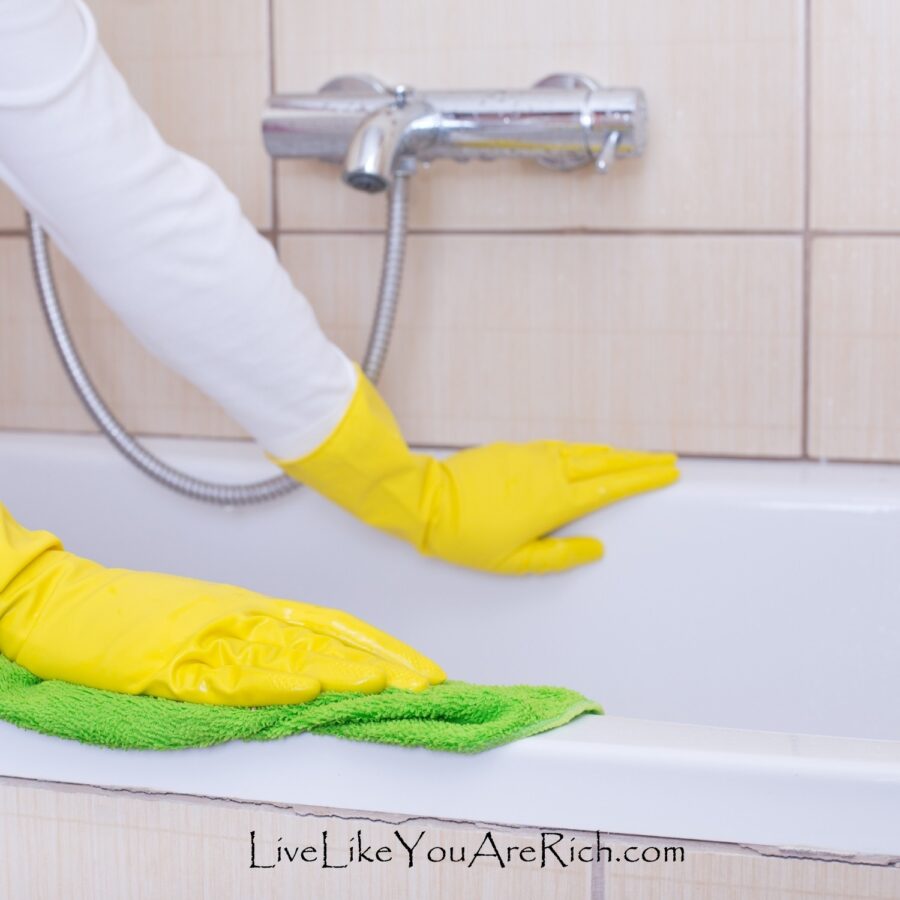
263,73,646,193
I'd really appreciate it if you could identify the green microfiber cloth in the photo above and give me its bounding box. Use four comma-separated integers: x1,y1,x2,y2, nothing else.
0,654,601,753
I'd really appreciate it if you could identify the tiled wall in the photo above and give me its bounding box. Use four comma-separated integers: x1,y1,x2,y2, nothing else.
0,0,898,461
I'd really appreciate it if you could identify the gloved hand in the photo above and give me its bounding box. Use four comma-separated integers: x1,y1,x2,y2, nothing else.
0,504,445,706
275,366,679,575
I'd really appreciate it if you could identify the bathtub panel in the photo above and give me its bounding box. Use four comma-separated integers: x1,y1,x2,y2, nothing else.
604,838,900,900
87,0,272,229
280,233,803,456
273,0,804,232
4,776,898,899
811,0,900,230
1,777,898,898
0,780,593,900
809,238,900,461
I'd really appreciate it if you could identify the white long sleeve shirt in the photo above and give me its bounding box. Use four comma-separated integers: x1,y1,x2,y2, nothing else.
0,0,356,460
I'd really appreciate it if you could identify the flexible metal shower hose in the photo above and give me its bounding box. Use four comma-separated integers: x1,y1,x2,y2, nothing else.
26,171,410,506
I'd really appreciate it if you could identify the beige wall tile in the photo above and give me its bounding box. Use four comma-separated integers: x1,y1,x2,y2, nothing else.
0,0,271,439
273,0,804,232
812,1,900,230
0,236,245,439
281,233,803,456
605,839,900,899
88,0,272,228
0,184,22,231
810,238,900,461
0,232,803,455
0,238,93,432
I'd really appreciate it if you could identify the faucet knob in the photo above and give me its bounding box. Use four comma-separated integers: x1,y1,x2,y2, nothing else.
317,74,389,96
393,84,411,108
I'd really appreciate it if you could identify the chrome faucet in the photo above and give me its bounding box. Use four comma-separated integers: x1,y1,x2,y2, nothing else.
343,87,441,192
263,73,646,193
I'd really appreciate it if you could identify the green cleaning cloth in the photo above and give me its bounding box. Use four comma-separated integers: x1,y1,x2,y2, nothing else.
0,654,601,754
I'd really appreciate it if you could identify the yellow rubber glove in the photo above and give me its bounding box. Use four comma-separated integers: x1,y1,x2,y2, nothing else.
0,504,444,706
275,366,679,575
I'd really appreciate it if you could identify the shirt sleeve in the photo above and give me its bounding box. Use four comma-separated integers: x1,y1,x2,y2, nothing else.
0,0,357,460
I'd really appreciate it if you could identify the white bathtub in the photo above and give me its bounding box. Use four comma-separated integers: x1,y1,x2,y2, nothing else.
0,432,898,857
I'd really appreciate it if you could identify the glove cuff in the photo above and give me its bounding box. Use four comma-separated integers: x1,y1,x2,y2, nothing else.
271,365,442,552
0,504,62,596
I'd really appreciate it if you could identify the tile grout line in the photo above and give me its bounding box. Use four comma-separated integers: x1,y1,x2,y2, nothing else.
3,424,896,465
277,227,805,238
277,227,900,239
591,857,606,900
267,0,280,251
801,0,813,459
812,229,900,237
5,227,900,241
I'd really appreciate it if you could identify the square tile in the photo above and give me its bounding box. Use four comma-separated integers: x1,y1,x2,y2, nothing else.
812,0,900,230
89,0,272,228
0,184,22,231
273,0,804,232
280,233,803,455
0,236,246,438
810,237,900,460
605,839,900,900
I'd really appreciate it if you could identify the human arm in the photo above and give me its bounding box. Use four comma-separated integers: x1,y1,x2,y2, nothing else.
0,0,354,460
0,0,678,575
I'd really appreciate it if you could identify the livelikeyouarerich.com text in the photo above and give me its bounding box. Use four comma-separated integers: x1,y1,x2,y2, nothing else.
249,829,685,870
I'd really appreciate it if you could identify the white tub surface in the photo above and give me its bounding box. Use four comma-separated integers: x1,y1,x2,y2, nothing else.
0,432,898,856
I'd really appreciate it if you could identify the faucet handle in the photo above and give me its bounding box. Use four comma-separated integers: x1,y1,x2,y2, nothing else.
595,131,620,174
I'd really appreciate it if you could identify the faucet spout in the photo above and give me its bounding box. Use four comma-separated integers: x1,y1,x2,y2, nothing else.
343,98,440,193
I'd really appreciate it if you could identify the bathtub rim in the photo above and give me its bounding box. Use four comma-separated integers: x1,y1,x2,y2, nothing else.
0,710,897,858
